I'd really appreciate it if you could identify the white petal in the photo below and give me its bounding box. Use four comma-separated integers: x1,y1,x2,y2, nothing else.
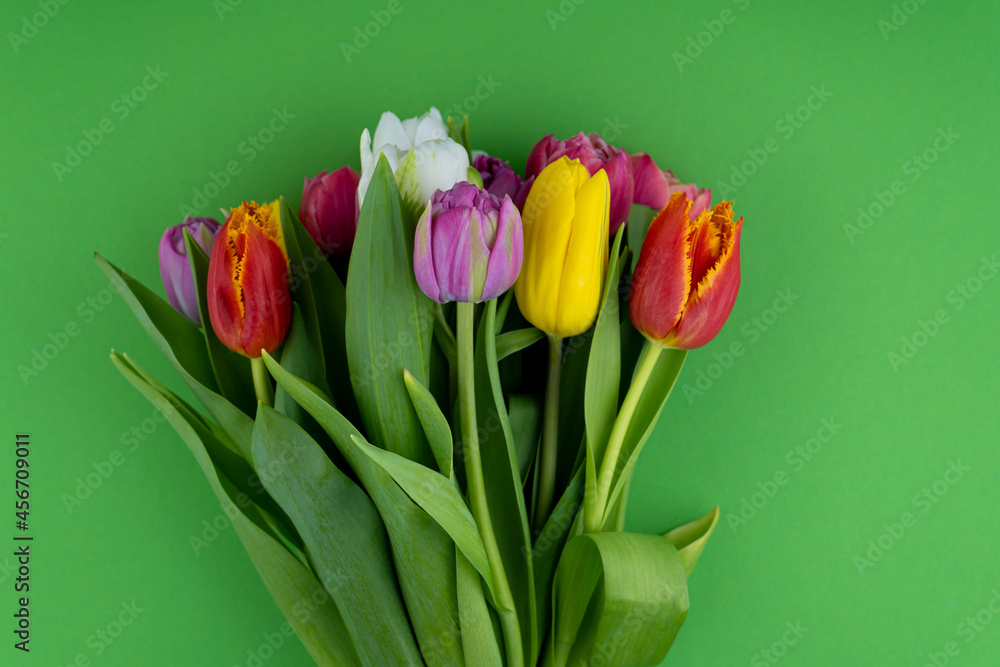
372,110,410,153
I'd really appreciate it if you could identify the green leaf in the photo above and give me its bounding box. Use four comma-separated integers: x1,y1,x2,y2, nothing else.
345,434,503,610
262,352,464,667
251,406,422,666
585,226,626,479
447,115,473,162
508,394,543,484
403,370,453,479
625,203,658,272
548,532,689,667
457,546,503,667
111,355,357,667
602,348,687,528
346,155,434,465
496,327,544,362
665,506,720,577
182,229,255,415
474,300,537,664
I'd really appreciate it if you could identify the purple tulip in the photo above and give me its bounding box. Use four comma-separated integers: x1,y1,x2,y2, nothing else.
472,153,532,211
159,216,221,324
413,182,523,304
525,132,634,235
300,166,361,257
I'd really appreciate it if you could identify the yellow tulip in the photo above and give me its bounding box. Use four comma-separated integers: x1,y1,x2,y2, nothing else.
514,157,609,338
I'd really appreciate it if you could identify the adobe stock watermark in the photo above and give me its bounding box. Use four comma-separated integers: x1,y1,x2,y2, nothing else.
673,0,752,72
55,600,145,666
61,407,165,514
178,107,295,217
877,0,932,40
681,288,798,403
340,0,406,63
853,459,969,576
726,418,842,534
921,588,1000,667
441,75,502,120
750,621,809,666
17,274,126,386
545,0,586,31
212,0,246,20
843,127,958,243
7,0,71,54
714,84,832,198
886,254,997,373
51,66,169,182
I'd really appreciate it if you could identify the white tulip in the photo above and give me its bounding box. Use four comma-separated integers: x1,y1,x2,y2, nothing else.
358,107,470,211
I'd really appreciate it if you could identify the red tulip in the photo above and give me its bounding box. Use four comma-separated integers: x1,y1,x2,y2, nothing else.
630,152,711,220
299,166,360,256
629,192,743,350
207,200,292,358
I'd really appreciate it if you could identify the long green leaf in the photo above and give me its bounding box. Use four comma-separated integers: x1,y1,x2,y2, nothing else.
474,300,537,664
548,532,689,667
496,327,544,361
112,355,357,667
263,352,464,667
403,370,453,478
665,506,720,577
251,406,422,666
183,229,255,415
508,394,542,484
457,547,503,667
346,155,434,464
601,349,687,527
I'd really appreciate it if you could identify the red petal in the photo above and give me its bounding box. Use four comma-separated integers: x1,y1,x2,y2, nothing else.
206,221,246,354
238,220,292,357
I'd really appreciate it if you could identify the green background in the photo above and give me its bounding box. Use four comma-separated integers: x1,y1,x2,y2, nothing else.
2,0,998,664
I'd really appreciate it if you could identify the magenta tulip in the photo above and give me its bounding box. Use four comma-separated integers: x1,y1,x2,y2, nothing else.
299,166,361,257
159,216,221,324
630,152,711,220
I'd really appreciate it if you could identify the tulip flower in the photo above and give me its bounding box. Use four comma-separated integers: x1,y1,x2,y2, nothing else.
158,216,221,324
358,107,470,212
207,200,292,361
413,182,522,304
630,152,712,219
525,132,633,234
299,166,361,257
629,192,743,350
472,152,532,211
515,157,610,338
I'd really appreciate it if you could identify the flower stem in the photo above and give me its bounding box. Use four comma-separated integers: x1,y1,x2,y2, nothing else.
251,356,274,407
533,334,563,532
457,302,523,667
589,341,661,532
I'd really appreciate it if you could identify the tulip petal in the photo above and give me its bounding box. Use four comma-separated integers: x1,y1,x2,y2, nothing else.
515,157,583,334
630,152,672,210
413,202,442,303
482,196,523,301
628,193,693,344
373,111,410,153
555,168,609,337
602,149,635,235
432,207,475,303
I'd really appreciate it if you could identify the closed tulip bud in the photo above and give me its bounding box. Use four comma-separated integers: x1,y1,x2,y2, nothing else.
629,192,743,350
525,132,633,235
472,152,532,211
515,157,609,338
413,182,523,304
207,200,292,358
158,216,221,324
299,166,361,257
630,152,712,219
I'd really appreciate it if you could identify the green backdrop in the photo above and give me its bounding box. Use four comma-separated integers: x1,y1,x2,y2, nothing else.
3,0,998,664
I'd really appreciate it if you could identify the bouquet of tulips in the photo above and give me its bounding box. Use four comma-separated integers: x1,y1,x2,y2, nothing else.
97,107,743,667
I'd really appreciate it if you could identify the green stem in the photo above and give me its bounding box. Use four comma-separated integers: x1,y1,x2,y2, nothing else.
533,334,563,532
589,341,661,532
251,356,274,407
457,302,523,667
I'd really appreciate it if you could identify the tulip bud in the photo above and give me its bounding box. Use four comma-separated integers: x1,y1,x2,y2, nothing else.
630,152,711,219
472,153,532,211
525,132,633,235
207,200,292,358
299,166,361,257
514,157,609,338
413,182,523,304
629,192,743,350
158,216,221,325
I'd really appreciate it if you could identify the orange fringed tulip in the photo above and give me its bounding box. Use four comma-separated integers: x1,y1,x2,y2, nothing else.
207,200,291,358
629,192,743,350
